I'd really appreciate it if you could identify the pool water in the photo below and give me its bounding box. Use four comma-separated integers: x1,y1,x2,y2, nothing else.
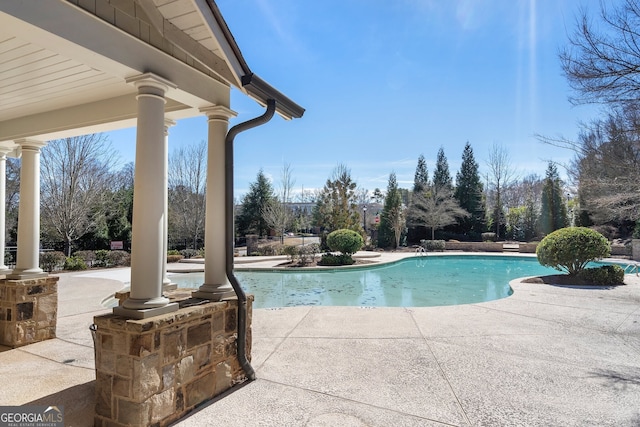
170,255,566,309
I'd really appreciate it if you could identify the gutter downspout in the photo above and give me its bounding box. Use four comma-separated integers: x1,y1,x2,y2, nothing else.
225,99,276,381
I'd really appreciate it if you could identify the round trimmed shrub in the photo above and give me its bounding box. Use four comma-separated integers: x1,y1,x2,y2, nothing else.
326,229,363,256
536,227,610,275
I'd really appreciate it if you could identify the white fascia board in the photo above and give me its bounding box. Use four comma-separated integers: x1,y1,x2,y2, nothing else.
0,95,195,143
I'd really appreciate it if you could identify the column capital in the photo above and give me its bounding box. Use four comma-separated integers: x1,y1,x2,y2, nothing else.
199,105,237,121
164,119,177,135
126,73,177,95
14,139,47,151
0,146,13,159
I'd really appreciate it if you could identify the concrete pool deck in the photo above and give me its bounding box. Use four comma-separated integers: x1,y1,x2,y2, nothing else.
1,252,639,426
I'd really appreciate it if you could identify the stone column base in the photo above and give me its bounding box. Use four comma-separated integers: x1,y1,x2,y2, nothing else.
0,276,59,347
93,295,253,427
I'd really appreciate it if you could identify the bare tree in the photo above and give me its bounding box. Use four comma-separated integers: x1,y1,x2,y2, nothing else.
575,110,640,222
5,157,20,246
262,163,295,243
40,134,118,255
561,0,640,107
407,187,468,240
486,144,517,238
168,140,207,249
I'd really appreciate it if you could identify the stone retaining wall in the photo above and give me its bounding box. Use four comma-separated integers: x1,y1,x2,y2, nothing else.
93,297,252,427
0,276,59,347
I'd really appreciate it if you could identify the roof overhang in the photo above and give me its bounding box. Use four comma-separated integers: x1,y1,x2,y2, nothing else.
0,0,303,148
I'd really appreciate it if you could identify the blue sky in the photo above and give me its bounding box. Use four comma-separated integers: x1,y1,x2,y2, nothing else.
107,0,602,197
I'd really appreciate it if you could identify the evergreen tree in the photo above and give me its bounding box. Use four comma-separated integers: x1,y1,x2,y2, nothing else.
432,147,452,196
378,172,404,248
538,162,568,235
413,154,429,193
313,164,361,233
453,142,485,237
235,170,275,238
408,155,430,242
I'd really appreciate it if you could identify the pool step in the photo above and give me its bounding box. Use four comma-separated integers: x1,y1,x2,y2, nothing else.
502,243,520,252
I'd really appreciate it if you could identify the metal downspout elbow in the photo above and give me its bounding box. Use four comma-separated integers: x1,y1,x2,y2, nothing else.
225,99,276,381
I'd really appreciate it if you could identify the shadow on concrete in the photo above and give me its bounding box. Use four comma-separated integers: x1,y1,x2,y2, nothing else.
26,381,95,426
589,368,640,390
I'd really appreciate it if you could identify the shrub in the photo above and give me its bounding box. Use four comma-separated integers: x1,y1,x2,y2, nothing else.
108,250,131,267
326,229,363,256
180,249,198,259
283,245,298,261
298,243,320,266
421,239,445,252
536,227,610,275
74,250,96,267
318,253,355,266
40,251,66,272
167,249,180,256
577,265,625,286
481,232,497,242
255,242,284,256
167,254,184,263
64,256,88,271
95,249,110,267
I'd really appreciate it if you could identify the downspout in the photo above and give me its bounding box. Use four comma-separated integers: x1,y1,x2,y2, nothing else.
225,99,276,381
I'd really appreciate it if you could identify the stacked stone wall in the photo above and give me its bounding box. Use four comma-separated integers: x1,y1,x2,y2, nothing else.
93,297,252,427
0,276,59,347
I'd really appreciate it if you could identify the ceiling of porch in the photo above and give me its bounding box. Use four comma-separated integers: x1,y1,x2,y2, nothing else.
0,0,241,150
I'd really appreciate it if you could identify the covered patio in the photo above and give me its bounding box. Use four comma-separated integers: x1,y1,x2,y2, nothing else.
0,1,302,425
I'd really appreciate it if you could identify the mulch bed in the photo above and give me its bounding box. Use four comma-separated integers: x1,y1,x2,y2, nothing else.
521,274,617,286
275,258,377,268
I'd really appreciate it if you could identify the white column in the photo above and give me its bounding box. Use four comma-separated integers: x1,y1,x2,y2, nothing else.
115,73,178,319
9,140,47,279
163,119,176,291
192,105,237,300
0,149,12,273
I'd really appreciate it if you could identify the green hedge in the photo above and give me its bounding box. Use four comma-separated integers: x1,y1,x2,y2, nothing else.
421,239,445,251
64,256,88,271
318,253,355,266
577,265,625,286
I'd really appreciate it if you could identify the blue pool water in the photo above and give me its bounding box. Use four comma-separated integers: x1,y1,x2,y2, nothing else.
170,255,569,309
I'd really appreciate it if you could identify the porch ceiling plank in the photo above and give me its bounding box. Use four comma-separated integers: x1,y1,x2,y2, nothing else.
0,53,70,82
156,0,196,20
1,70,113,102
0,64,95,95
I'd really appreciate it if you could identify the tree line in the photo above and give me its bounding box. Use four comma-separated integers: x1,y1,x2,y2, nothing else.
235,142,571,248
4,136,210,258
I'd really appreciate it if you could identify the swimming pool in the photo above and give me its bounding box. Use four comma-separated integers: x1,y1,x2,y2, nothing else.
170,255,566,309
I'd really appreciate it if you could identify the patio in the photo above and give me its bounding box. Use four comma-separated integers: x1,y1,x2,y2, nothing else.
1,254,639,426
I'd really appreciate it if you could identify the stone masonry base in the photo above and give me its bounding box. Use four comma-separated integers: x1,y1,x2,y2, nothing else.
93,296,253,427
0,276,59,347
